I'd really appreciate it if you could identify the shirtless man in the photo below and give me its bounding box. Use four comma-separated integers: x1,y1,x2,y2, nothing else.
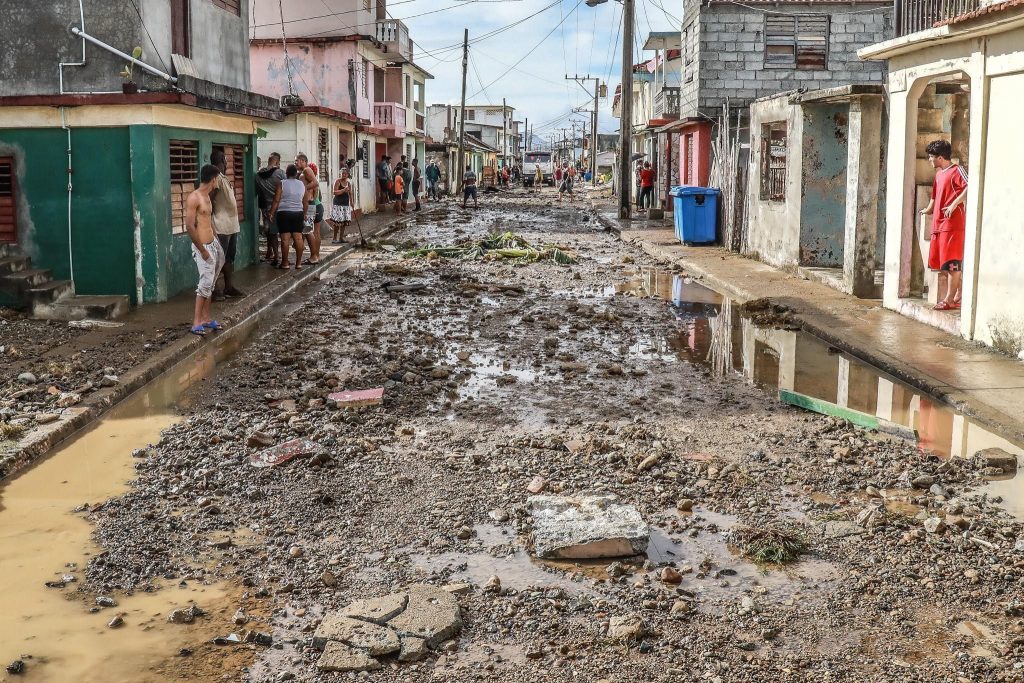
295,154,321,264
185,164,226,336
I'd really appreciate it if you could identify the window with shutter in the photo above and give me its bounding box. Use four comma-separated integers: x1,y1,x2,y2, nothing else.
759,122,788,202
0,157,15,244
169,140,198,235
764,15,828,70
213,143,246,221
318,128,330,181
362,140,370,179
171,0,190,57
210,0,241,16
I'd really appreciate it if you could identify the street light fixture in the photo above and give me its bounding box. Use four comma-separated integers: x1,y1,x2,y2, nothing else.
585,0,632,219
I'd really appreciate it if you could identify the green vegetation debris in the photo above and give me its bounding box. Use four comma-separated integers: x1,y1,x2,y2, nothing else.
732,525,807,565
404,232,577,265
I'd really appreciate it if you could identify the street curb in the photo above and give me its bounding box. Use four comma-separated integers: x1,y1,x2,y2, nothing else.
0,209,426,482
588,201,1024,446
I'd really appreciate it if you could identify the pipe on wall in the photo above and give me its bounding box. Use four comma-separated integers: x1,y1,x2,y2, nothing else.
59,107,75,286
70,28,177,84
58,0,87,94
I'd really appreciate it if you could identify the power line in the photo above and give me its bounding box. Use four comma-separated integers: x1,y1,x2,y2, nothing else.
413,0,564,60
467,0,584,99
126,0,170,73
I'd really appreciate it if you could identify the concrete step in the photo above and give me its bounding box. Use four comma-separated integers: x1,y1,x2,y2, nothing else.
33,294,129,321
0,243,18,259
25,279,74,306
1,268,52,293
0,255,30,276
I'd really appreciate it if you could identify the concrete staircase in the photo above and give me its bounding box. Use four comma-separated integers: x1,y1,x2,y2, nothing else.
0,243,128,320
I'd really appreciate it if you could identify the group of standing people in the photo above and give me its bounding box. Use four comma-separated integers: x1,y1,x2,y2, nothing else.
376,155,442,213
254,153,358,271
555,162,577,203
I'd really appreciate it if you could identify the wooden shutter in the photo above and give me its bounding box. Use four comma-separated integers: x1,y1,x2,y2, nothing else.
0,157,15,244
169,140,198,235
210,0,240,16
218,144,246,221
764,16,797,67
171,0,190,57
795,16,829,70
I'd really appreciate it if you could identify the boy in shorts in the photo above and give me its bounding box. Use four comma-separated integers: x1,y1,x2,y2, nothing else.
185,165,226,336
920,140,968,311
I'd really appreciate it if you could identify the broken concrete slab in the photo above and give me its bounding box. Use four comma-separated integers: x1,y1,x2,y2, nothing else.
248,438,319,468
397,635,429,662
529,494,649,559
316,641,383,673
328,387,385,408
313,615,400,655
974,447,1018,473
339,592,409,625
387,584,463,648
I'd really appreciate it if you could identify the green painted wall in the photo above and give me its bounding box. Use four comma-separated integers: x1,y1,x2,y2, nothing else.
0,127,136,299
0,121,257,306
131,125,257,303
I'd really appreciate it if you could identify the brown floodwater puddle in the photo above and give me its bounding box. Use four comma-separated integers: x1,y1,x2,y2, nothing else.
0,299,296,682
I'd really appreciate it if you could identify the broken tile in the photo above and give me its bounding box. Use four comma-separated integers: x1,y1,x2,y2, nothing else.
313,615,400,655
316,641,382,673
339,592,408,625
248,438,319,468
387,584,463,648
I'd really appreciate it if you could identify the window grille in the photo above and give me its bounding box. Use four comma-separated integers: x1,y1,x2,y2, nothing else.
764,15,828,70
169,140,198,234
759,122,788,202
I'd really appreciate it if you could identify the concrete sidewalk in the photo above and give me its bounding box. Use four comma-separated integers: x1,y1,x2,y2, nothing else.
591,197,1024,446
1,205,425,480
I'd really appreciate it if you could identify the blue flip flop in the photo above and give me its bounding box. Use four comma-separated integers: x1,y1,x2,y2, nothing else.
190,325,206,336
203,320,224,331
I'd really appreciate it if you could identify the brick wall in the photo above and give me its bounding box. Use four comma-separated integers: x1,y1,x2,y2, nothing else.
693,2,891,115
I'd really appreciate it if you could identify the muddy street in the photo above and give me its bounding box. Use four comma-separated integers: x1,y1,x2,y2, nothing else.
3,190,1024,682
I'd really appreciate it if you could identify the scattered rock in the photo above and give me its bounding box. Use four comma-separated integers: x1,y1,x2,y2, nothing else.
911,475,935,489
526,476,547,494
975,447,1018,473
16,372,36,384
397,636,429,663
167,604,205,624
95,596,117,608
923,517,946,534
529,494,650,559
321,570,338,587
387,584,463,648
660,567,683,584
607,614,646,641
6,660,24,675
107,613,125,628
675,498,694,512
637,454,659,471
821,521,864,539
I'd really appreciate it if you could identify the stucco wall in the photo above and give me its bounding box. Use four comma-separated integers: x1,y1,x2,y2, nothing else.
745,96,802,268
2,0,250,96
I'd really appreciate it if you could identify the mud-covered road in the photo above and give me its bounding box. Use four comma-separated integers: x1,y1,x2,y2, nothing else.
7,189,1024,682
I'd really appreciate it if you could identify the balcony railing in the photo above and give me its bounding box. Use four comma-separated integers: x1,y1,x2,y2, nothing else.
894,0,981,36
653,86,681,119
373,102,408,137
376,19,413,62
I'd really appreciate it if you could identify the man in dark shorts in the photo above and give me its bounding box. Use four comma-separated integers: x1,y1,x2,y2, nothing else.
255,152,286,266
920,139,968,311
462,165,478,209
411,158,422,211
210,149,244,299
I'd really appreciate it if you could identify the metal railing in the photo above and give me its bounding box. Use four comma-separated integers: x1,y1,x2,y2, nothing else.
376,19,413,61
894,0,981,36
654,86,681,119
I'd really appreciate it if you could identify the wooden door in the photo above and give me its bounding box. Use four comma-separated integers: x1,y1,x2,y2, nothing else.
0,157,16,244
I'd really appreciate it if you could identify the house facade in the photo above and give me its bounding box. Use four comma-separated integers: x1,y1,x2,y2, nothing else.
0,0,280,315
250,0,431,212
859,0,1024,356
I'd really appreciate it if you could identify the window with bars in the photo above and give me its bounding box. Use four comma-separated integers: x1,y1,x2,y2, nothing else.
361,59,369,99
0,157,15,244
169,140,198,235
759,122,788,202
466,109,475,121
210,0,241,16
362,140,370,179
317,128,330,181
214,143,246,221
764,15,829,70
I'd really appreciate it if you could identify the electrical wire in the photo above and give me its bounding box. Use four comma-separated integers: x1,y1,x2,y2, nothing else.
466,0,584,99
413,0,564,60
126,0,170,73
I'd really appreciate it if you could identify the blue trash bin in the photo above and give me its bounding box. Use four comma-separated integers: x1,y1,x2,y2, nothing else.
669,186,720,245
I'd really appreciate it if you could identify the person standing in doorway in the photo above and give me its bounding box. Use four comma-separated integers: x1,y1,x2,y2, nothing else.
185,164,227,336
921,139,968,311
329,168,353,244
377,154,392,208
411,158,422,211
269,164,308,270
425,159,441,201
255,152,285,267
462,164,478,209
638,161,655,211
209,150,244,300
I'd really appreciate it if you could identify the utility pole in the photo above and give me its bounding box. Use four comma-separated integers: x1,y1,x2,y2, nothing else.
502,97,508,170
455,28,469,193
619,0,634,219
566,74,602,186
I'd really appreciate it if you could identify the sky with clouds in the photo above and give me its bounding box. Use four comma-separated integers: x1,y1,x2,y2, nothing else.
398,0,680,144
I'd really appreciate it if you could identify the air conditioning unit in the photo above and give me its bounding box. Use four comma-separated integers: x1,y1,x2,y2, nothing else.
280,94,304,109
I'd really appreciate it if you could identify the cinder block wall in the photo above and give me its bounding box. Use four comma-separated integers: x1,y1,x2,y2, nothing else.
680,1,891,119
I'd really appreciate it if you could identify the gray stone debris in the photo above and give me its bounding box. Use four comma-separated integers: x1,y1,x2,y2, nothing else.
314,584,462,672
528,494,650,559
974,447,1018,473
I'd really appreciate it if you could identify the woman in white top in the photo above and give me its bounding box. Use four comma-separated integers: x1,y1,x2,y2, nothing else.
269,164,309,269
